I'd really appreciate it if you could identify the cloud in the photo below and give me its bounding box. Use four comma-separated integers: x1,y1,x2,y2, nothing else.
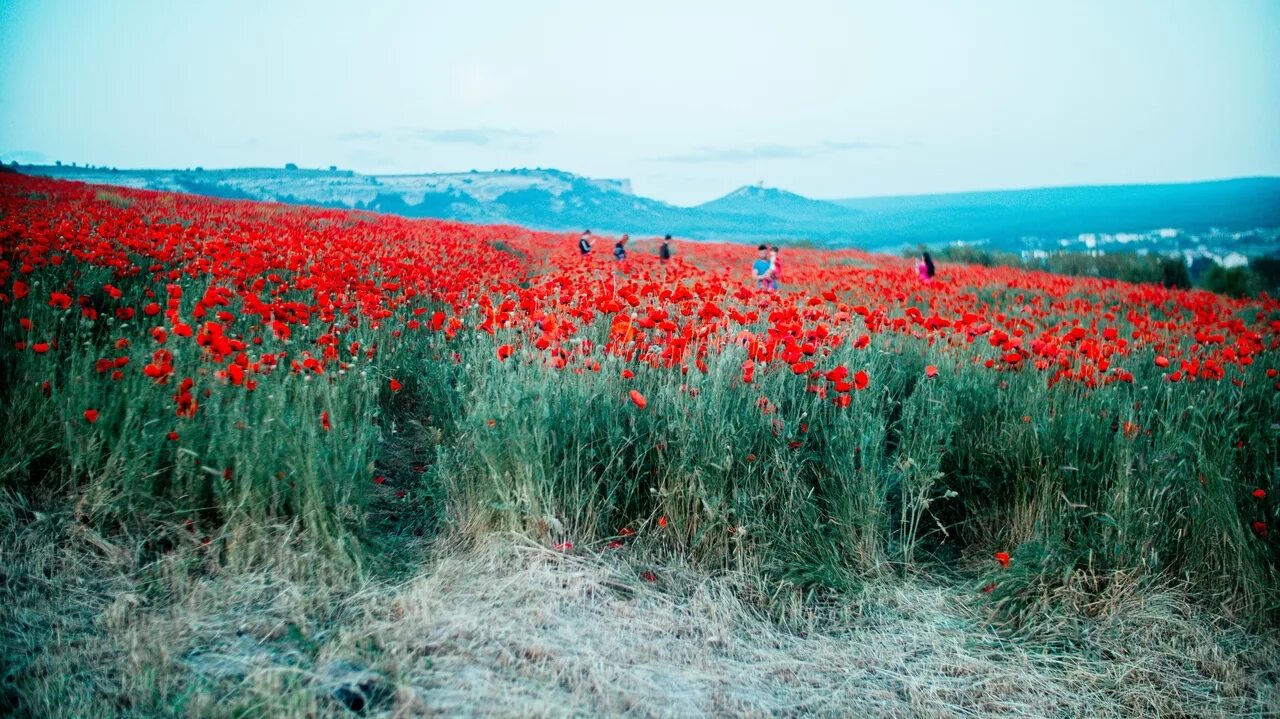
655,140,895,164
338,127,550,148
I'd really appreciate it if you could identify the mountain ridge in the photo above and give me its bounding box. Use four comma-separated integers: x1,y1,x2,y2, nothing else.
13,164,1280,254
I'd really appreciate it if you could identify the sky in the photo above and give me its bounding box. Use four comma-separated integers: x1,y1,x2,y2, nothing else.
1,0,1278,205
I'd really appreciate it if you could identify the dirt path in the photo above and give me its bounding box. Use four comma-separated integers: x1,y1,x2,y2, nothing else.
4,515,1277,718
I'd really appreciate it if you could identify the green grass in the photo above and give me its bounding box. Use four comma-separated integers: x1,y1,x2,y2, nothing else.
2,255,1279,715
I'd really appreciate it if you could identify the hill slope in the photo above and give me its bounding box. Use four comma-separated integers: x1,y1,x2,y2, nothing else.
15,164,1280,252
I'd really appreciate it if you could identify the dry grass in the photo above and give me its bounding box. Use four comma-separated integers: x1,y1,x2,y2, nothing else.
2,505,1278,718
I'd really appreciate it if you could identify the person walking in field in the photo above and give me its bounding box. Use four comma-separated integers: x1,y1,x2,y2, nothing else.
659,234,672,262
752,244,774,290
768,246,781,290
917,252,936,283
578,230,593,255
613,234,628,261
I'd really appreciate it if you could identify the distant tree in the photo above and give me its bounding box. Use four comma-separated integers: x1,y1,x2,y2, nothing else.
1199,265,1257,298
329,165,337,172
55,160,61,166
1249,257,1280,295
285,162,298,171
1159,257,1191,289
195,166,204,172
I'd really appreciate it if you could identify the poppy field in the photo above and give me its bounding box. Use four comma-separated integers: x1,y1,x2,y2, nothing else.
2,172,1278,623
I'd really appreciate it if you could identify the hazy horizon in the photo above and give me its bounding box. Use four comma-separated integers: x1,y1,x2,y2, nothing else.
2,0,1278,205
17,160,1280,207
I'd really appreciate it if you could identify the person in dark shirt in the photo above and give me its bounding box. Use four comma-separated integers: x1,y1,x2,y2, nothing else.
578,230,593,255
659,234,672,262
613,234,628,260
752,244,773,289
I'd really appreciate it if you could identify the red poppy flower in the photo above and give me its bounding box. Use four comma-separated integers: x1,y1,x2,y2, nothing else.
389,378,402,393
657,516,668,528
925,365,938,378
629,389,647,409
320,411,331,431
994,551,1011,568
83,409,99,423
1252,489,1266,500
853,370,869,391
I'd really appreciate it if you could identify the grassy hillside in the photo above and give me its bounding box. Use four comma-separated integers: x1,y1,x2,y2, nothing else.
3,176,1278,716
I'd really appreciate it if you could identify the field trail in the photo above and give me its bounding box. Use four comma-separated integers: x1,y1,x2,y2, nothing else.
9,503,1275,718
346,539,1278,717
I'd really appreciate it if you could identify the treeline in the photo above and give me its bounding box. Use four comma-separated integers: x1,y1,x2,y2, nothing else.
928,245,1280,297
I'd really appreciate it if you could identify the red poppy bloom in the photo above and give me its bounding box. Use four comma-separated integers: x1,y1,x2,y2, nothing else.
994,551,1011,568
1253,488,1266,500
629,389,647,409
389,378,402,393
84,409,99,423
925,365,938,378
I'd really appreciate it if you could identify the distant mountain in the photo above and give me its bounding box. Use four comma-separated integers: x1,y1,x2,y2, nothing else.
13,164,1280,255
697,185,859,223
832,178,1280,248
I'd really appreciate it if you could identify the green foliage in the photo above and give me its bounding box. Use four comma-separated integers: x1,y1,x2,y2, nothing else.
931,246,1194,288
1199,265,1261,298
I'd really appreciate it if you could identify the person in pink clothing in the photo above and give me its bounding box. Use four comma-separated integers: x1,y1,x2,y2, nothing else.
768,246,781,290
917,252,936,283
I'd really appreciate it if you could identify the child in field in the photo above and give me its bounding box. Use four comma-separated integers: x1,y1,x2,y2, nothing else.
917,252,935,283
659,235,672,262
613,234,628,260
768,246,781,290
578,230,593,255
